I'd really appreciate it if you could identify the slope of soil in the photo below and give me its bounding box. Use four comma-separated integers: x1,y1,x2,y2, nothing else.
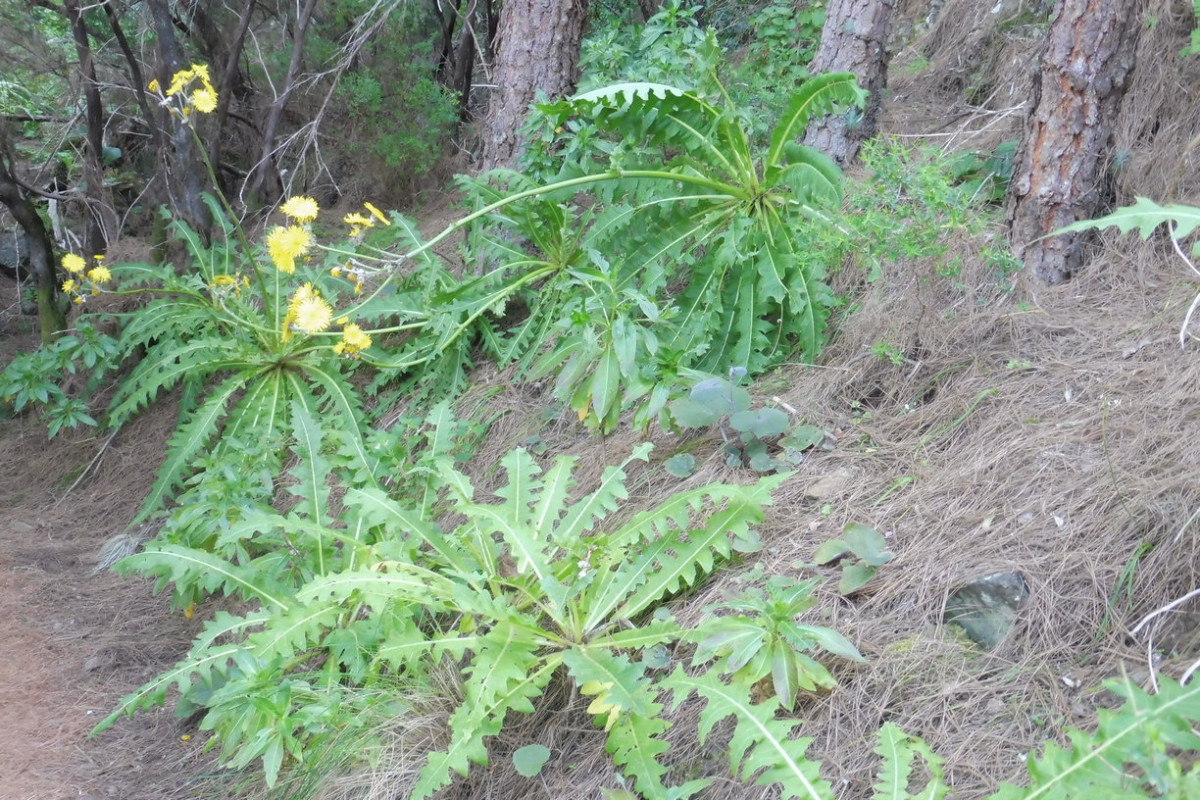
0,301,221,800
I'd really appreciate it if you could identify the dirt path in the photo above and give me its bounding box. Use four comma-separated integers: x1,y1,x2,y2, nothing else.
0,332,217,800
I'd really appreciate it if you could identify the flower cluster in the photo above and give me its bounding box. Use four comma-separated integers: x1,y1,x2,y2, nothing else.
282,283,333,342
329,261,368,294
60,253,111,304
342,201,390,237
208,273,250,297
333,323,372,359
149,64,218,116
267,195,319,274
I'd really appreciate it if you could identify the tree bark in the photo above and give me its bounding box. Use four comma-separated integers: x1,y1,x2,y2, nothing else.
451,0,479,120
63,0,118,254
0,128,68,342
479,0,589,170
803,0,895,165
148,0,213,236
1005,0,1141,284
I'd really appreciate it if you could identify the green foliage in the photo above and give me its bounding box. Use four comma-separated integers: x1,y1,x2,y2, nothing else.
872,722,949,800
669,375,826,471
493,73,864,429
845,141,1017,284
988,675,1200,799
0,321,117,435
691,573,863,710
97,430,866,798
813,523,893,594
333,40,458,187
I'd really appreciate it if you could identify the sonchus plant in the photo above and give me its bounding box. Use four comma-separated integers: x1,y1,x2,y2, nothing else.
99,440,863,798
96,65,464,539
515,72,867,429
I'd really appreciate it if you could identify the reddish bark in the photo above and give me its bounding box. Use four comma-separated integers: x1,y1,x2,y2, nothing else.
1005,0,1141,284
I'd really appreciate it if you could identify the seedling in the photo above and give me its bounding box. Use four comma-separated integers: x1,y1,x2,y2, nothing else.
669,376,828,472
813,523,893,594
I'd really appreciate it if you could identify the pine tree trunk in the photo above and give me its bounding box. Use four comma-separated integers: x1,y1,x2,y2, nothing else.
803,0,896,165
1005,0,1141,284
479,0,589,170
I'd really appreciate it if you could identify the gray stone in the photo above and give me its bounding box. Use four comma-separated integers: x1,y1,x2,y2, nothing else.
803,467,856,500
0,229,30,278
944,571,1029,648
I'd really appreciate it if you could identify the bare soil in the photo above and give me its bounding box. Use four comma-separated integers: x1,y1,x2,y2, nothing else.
0,293,220,800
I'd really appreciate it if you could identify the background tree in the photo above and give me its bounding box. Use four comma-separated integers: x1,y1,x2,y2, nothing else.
479,0,590,169
1005,0,1141,284
0,124,67,342
803,0,896,164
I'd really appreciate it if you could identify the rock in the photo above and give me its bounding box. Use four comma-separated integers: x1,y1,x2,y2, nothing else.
803,467,856,500
944,571,1029,648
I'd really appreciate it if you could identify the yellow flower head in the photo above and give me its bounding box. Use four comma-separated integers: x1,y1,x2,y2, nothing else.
288,282,317,312
164,64,218,115
87,265,112,284
281,196,319,223
292,294,333,334
363,202,390,226
266,225,312,274
62,253,86,274
147,78,160,93
333,323,372,358
61,278,77,293
211,274,237,287
343,212,374,237
190,87,218,114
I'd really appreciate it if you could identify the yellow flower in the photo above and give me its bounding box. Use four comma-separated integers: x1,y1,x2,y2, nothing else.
73,295,84,304
293,295,333,334
147,78,160,93
87,266,112,283
211,274,237,287
190,87,218,114
165,67,194,97
288,282,317,312
62,253,86,274
333,323,372,357
62,278,77,293
343,212,374,237
281,196,319,223
266,225,312,274
363,202,390,226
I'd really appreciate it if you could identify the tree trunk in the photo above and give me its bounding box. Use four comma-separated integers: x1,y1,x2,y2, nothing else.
803,0,895,165
451,0,479,120
64,0,118,254
0,130,68,342
1005,0,1141,284
148,0,213,236
247,0,319,203
479,0,589,170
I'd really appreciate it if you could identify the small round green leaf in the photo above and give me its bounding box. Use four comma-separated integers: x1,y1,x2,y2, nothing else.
664,453,697,477
729,408,791,437
513,744,552,778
